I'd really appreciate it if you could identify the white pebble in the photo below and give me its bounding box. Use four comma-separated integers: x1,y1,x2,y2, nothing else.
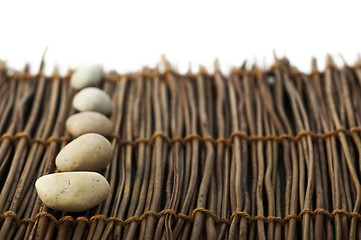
73,87,112,115
66,111,114,137
56,133,113,172
70,64,102,90
35,172,110,212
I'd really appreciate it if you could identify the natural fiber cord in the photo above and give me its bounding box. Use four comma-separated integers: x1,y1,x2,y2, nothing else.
2,208,361,227
2,127,361,146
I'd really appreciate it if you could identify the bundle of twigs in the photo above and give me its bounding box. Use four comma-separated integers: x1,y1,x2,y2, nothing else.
0,55,361,240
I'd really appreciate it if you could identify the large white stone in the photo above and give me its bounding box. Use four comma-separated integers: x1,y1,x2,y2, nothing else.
35,172,110,212
70,64,102,90
56,133,113,172
72,87,112,115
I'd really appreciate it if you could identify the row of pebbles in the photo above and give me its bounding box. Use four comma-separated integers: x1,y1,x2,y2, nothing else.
35,64,114,212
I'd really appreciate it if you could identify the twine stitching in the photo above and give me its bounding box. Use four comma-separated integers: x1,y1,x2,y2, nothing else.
2,127,361,147
2,208,361,227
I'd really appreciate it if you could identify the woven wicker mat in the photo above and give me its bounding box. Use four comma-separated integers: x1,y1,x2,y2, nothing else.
1,57,361,240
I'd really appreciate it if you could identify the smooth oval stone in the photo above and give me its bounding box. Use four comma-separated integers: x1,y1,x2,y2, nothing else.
56,133,113,171
73,87,112,115
70,64,102,90
35,172,110,212
66,111,114,137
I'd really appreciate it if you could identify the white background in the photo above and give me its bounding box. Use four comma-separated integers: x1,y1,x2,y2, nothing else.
0,0,360,75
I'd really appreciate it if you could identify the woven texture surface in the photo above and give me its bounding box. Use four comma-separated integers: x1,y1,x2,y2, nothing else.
1,57,361,239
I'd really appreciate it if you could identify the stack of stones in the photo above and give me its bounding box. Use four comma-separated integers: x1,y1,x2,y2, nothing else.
35,65,114,212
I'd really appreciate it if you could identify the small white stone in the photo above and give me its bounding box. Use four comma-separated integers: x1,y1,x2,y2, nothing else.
56,133,113,172
66,111,114,137
70,64,102,90
73,87,112,115
35,172,110,212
